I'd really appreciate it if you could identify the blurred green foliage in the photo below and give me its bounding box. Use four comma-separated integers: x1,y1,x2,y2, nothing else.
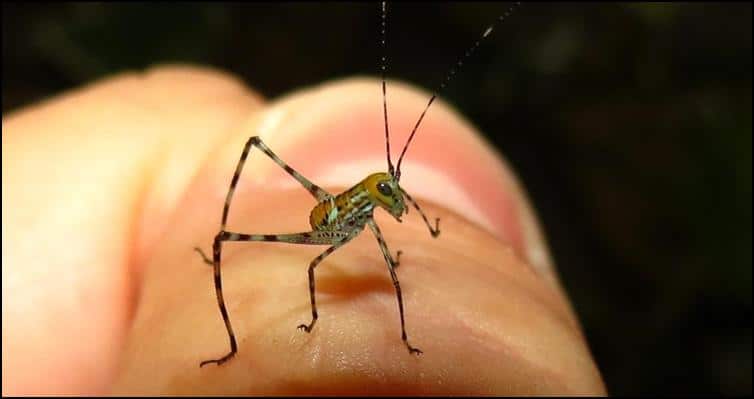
3,2,751,395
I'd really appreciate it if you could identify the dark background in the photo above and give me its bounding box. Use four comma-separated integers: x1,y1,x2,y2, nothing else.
3,2,751,395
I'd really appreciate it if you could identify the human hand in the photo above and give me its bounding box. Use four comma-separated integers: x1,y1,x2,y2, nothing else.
2,65,606,395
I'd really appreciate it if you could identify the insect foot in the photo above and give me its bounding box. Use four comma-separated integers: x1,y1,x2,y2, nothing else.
393,250,403,268
297,321,316,333
194,246,213,266
431,218,441,238
408,345,424,355
199,353,235,368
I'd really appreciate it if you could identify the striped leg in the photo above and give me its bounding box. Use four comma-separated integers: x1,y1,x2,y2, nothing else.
297,231,358,334
367,220,422,355
220,136,332,233
400,188,440,237
198,237,236,367
197,229,348,368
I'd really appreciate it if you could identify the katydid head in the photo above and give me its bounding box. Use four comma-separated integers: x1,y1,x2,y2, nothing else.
364,172,406,222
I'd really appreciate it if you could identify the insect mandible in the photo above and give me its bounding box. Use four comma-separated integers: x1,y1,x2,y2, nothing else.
195,1,522,367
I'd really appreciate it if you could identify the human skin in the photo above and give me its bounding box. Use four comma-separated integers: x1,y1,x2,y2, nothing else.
2,65,607,395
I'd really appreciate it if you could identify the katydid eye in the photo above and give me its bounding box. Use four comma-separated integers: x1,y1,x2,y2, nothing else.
377,182,393,196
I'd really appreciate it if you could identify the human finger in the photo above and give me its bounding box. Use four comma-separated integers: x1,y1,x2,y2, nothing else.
111,77,606,395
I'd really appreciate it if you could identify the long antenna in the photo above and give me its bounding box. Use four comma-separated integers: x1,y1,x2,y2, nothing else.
381,1,395,175
394,1,522,181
